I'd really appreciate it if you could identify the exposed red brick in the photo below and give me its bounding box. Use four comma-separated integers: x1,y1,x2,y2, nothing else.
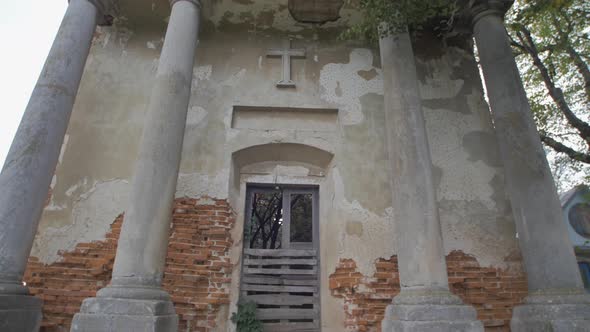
24,197,235,332
329,251,527,332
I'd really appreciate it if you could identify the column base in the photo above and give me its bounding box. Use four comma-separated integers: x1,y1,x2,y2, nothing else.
381,291,483,332
0,294,43,332
510,292,590,332
71,297,178,332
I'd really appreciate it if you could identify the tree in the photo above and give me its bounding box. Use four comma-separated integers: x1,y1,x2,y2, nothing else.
341,0,456,42
506,0,590,191
345,0,590,191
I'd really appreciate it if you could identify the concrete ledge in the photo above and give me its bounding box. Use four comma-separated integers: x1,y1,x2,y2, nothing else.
511,301,590,332
71,313,178,332
382,303,484,332
388,304,479,321
71,297,178,332
381,290,484,331
0,295,42,332
383,320,484,332
78,297,176,315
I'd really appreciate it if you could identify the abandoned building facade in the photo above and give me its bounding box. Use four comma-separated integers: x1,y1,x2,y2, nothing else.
1,0,589,331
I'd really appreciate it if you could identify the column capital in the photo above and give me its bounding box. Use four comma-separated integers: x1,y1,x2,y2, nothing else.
170,0,201,9
80,0,117,25
467,0,513,26
451,0,513,34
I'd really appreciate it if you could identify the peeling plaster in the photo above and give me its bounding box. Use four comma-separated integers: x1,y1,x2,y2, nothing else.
327,168,395,276
176,171,230,199
193,65,212,83
417,49,470,100
34,22,522,332
425,105,497,209
440,200,518,268
94,23,134,53
146,38,163,50
319,49,383,125
208,0,305,31
31,179,130,264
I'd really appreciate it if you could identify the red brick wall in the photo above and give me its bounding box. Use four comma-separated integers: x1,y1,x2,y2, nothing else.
329,251,527,332
24,197,235,332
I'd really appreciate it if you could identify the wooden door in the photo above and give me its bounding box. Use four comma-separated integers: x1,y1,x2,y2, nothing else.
241,185,321,331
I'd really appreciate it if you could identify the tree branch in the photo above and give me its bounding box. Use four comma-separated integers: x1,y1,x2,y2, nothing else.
517,26,590,147
540,133,590,164
551,15,590,105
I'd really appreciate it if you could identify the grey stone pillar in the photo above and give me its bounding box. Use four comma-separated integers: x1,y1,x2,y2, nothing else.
379,29,483,331
469,1,590,331
0,1,113,331
71,1,201,331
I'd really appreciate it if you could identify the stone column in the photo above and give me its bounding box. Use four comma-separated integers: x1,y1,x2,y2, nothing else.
379,29,483,331
0,1,113,331
71,1,201,331
469,1,590,330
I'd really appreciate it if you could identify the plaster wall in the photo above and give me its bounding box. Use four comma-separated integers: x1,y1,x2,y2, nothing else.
30,1,521,330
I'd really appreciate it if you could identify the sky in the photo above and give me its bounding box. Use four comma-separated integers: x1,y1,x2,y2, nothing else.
0,2,68,166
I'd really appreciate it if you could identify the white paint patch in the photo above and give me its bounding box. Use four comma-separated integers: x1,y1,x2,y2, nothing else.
319,49,383,125
45,202,66,211
148,38,164,50
176,170,230,199
424,103,497,209
65,183,81,197
151,58,160,73
186,106,208,127
58,135,69,164
31,179,131,264
193,65,212,82
314,55,319,62
196,197,216,205
116,25,134,50
258,56,263,69
100,31,111,48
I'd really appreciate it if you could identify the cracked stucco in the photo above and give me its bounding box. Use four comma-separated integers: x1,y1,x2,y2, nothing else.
33,179,130,264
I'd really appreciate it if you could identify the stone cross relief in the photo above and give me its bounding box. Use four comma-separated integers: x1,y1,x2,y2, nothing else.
267,39,306,88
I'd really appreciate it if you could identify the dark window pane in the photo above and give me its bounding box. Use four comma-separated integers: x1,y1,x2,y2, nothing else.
580,263,590,289
247,191,283,249
569,203,590,238
290,193,313,243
